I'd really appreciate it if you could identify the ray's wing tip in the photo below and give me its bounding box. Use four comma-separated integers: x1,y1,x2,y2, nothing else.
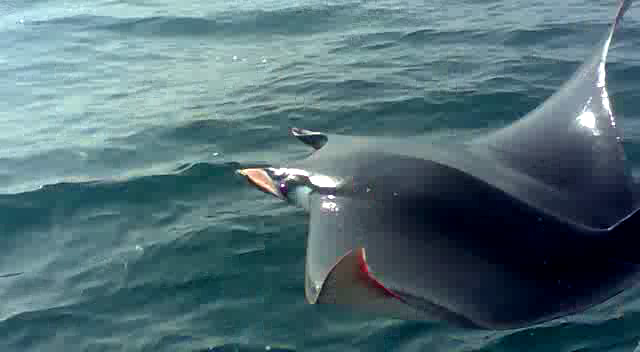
305,278,319,305
615,0,634,27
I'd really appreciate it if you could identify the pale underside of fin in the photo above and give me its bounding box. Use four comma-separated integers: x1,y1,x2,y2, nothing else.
308,248,435,321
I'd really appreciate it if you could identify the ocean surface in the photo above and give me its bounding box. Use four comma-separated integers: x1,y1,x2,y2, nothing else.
2,0,640,351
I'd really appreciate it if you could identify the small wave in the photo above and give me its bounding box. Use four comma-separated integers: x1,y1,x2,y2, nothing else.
400,28,492,45
473,311,640,352
0,272,23,279
0,0,50,15
328,30,404,53
202,344,296,352
32,4,358,37
502,25,582,47
162,119,289,156
0,308,109,350
315,89,540,135
0,162,240,235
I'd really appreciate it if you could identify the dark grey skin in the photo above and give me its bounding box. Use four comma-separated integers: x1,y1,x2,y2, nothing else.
239,0,640,330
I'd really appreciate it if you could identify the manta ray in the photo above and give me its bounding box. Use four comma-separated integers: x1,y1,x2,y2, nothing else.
238,0,639,329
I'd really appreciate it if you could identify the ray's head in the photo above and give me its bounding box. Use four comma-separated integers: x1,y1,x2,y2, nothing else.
238,166,337,211
237,128,337,210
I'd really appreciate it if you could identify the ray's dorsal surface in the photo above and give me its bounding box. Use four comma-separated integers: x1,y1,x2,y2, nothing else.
472,0,635,229
238,0,640,330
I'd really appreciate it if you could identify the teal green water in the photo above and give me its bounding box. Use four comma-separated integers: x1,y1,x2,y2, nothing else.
2,0,640,351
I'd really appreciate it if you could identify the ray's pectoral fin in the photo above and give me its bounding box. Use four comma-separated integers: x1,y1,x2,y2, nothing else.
291,127,328,150
473,0,636,228
308,248,427,320
302,193,477,323
311,248,401,304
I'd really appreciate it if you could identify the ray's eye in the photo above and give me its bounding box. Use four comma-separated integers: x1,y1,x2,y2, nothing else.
279,181,289,197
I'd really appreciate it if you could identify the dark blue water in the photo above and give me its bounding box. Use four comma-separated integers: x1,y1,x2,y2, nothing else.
2,0,640,351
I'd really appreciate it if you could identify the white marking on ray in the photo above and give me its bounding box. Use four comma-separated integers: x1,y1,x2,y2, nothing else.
598,61,607,88
575,97,601,136
597,33,611,89
602,88,615,127
310,174,341,188
321,201,339,212
577,110,597,131
269,167,310,178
